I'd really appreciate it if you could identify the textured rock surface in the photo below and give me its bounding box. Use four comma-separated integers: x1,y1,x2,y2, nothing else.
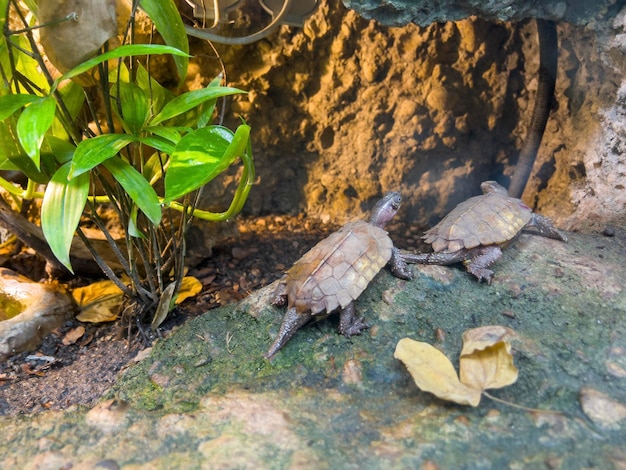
1,229,625,467
189,0,626,232
341,0,620,27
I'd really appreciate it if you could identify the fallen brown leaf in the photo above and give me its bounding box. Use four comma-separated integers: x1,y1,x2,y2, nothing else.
62,325,86,346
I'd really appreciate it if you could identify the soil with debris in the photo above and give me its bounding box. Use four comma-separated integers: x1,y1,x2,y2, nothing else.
0,216,423,416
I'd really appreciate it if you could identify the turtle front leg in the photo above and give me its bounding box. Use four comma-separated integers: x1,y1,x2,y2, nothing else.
338,302,369,337
389,247,413,280
464,245,502,284
528,214,568,242
265,307,312,360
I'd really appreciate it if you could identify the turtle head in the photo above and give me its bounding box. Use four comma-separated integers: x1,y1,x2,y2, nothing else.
480,181,509,196
369,191,401,228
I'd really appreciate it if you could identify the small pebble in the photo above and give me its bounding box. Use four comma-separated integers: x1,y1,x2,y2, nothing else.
150,373,170,387
342,359,363,385
382,289,395,305
602,226,615,237
435,328,446,343
501,310,516,319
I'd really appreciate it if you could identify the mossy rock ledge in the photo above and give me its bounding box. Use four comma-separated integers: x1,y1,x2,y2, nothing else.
2,229,626,468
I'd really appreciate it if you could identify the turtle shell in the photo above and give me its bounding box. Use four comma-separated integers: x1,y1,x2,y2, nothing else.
283,220,393,315
424,191,532,253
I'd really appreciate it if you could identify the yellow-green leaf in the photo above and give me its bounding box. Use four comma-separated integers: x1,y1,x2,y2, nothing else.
41,162,90,272
17,96,56,169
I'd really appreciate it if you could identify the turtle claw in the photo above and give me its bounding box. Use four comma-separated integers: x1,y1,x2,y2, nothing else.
466,266,495,284
339,303,369,337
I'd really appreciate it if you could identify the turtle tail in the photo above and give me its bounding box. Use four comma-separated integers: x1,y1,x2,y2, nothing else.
264,307,312,360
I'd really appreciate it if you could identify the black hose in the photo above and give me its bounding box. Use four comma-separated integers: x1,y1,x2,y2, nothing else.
508,19,558,199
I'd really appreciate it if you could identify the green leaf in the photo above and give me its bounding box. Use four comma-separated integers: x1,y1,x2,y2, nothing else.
150,87,245,126
70,134,135,178
127,205,144,239
143,126,181,145
51,81,85,139
0,122,23,171
165,125,248,201
0,121,48,182
45,135,76,164
41,162,90,272
56,80,85,119
103,157,162,226
135,64,172,117
197,75,223,128
139,135,176,156
115,81,149,135
56,44,190,88
16,96,56,169
138,0,189,83
0,94,39,121
165,125,253,221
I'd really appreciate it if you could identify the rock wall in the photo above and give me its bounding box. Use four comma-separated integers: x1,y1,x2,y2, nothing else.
188,0,626,231
342,0,621,27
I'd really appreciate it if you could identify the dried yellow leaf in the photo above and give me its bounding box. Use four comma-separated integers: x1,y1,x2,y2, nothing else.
394,338,482,407
72,280,124,307
460,325,515,356
175,276,203,304
459,326,518,391
73,280,123,323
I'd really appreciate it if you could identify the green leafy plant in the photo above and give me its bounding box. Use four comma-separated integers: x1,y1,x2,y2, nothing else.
0,0,254,329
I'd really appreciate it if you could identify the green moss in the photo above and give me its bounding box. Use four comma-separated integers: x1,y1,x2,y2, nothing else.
2,232,625,468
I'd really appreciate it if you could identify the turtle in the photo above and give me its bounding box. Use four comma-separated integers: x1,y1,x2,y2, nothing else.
401,181,568,284
264,192,412,359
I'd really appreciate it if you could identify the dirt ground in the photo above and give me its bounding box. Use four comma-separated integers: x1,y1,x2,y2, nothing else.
0,215,424,416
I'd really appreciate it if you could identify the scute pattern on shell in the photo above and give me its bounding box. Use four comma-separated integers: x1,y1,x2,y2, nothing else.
284,220,393,315
424,191,532,253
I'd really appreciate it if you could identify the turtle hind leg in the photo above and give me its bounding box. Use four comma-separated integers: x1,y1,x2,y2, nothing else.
264,307,311,360
338,302,369,338
464,245,502,284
